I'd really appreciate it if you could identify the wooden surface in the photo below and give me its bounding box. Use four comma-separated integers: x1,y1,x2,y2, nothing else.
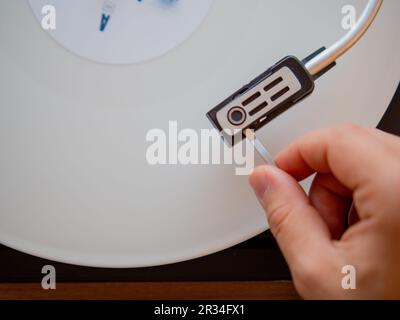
0,281,299,300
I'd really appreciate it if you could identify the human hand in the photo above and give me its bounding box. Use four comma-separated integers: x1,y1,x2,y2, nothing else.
249,124,400,299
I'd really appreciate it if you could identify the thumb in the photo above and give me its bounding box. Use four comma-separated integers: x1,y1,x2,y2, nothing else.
249,165,333,270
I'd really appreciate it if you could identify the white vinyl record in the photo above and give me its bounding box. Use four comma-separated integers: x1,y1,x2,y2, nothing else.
0,0,399,267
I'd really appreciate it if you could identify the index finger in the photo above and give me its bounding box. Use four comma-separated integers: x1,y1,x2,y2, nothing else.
275,124,391,192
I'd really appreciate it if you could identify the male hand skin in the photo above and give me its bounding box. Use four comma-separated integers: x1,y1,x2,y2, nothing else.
249,124,400,299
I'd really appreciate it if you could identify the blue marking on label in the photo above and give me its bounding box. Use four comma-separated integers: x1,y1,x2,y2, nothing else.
100,14,111,32
99,0,178,32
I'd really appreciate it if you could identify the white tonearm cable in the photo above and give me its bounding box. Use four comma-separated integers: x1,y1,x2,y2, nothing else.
207,0,384,165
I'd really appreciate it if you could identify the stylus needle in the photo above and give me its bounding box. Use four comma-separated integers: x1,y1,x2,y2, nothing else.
244,129,276,166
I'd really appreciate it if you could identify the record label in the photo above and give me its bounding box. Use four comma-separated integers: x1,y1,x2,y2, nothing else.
28,0,214,64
